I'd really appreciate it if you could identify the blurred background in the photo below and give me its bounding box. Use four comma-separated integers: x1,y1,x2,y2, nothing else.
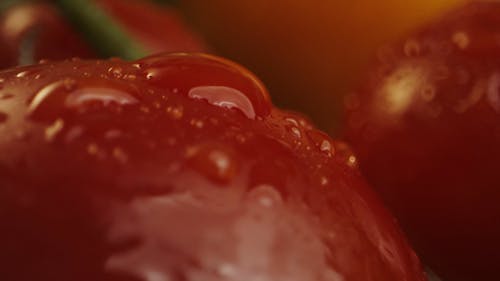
177,0,466,133
0,0,466,133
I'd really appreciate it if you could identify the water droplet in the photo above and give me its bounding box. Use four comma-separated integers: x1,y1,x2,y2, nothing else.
112,147,128,164
285,117,299,126
16,70,30,78
123,74,136,81
320,140,333,157
378,65,426,115
187,144,237,184
333,141,359,169
320,176,329,186
452,31,470,50
28,79,139,121
108,67,123,78
65,87,138,108
165,105,183,120
87,143,99,155
87,142,107,160
290,126,301,138
307,130,334,157
188,86,256,119
44,118,64,142
234,134,246,144
247,184,283,208
28,79,76,115
190,118,204,128
347,155,357,168
138,53,271,118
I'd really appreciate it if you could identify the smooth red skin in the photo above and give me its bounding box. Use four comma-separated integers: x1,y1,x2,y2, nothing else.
343,2,500,280
0,0,206,68
0,53,426,281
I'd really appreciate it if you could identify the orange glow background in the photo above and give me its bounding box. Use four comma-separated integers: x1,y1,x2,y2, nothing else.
179,0,466,133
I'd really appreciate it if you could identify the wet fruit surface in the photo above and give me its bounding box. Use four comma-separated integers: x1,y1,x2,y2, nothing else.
0,53,426,281
0,0,206,68
343,2,500,280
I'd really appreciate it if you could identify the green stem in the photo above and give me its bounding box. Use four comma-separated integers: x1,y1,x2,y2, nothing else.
53,0,147,60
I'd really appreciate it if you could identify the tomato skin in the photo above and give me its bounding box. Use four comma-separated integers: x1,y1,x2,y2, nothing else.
343,2,500,280
0,53,426,281
0,0,206,68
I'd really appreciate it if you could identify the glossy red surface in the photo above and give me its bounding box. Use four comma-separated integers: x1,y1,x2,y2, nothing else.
343,2,500,280
0,53,426,281
0,0,206,68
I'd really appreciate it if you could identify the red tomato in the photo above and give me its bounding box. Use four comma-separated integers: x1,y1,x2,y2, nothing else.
0,53,426,281
343,2,500,280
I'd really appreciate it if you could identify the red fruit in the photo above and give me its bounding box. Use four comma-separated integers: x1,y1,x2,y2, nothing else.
0,0,206,68
343,2,500,280
0,53,426,281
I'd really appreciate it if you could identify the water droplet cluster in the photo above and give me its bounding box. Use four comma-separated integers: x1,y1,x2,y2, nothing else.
0,53,425,281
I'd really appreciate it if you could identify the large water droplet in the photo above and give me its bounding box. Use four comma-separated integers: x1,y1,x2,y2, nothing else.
64,88,138,108
28,79,139,121
29,79,76,109
138,53,272,118
188,86,256,119
187,143,237,184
